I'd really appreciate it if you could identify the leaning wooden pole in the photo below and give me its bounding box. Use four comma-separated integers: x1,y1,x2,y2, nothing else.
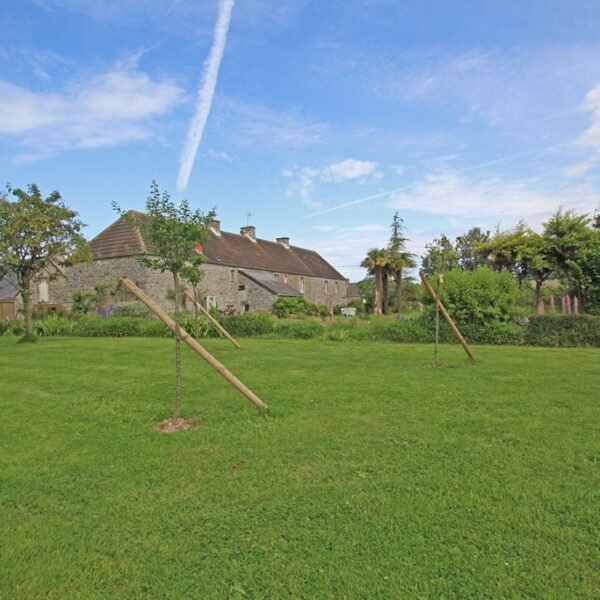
420,271,476,362
184,289,241,349
119,277,267,411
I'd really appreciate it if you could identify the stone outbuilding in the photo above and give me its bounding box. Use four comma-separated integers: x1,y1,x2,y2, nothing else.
48,212,348,314
0,274,19,320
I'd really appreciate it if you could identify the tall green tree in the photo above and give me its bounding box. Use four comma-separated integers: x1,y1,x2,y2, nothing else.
421,235,457,277
455,227,490,271
361,248,388,316
542,208,592,298
388,212,416,317
117,181,214,421
0,184,87,340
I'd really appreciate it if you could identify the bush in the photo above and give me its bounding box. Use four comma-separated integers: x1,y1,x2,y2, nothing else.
524,315,600,347
273,319,323,339
272,297,317,318
425,267,520,325
112,302,151,318
222,312,276,336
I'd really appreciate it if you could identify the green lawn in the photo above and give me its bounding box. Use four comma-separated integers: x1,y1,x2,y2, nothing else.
0,337,598,598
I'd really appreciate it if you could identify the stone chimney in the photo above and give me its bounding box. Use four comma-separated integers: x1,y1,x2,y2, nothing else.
240,225,256,241
276,236,290,249
210,219,221,235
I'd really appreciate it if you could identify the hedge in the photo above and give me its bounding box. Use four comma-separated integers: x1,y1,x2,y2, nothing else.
2,313,599,347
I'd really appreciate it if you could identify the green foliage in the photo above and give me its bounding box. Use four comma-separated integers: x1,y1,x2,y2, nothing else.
421,234,458,277
71,290,97,315
223,312,276,336
112,301,151,318
524,315,600,347
0,184,88,337
567,231,600,314
272,296,317,318
273,319,324,339
426,267,520,324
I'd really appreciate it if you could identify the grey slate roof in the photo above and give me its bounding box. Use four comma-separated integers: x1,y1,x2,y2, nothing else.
88,211,346,281
0,274,18,300
239,270,302,297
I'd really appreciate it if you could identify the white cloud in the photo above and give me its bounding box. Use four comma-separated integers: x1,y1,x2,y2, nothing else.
206,148,232,162
286,158,381,208
0,62,184,158
386,170,598,221
321,158,380,182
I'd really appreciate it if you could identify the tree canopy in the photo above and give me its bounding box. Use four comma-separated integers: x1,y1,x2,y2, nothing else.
0,184,87,339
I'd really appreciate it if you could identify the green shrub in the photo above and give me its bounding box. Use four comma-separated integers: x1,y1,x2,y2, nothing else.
425,267,520,325
112,301,151,318
34,317,77,337
524,315,600,347
273,319,323,339
272,296,317,318
2,320,25,336
223,312,276,336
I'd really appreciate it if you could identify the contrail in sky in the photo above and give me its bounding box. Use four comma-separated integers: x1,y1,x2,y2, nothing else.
298,144,563,221
177,0,235,192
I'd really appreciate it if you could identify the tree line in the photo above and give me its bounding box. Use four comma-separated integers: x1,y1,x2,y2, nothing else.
361,208,600,316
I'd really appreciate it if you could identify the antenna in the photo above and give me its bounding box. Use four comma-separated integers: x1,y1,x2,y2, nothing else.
246,212,254,226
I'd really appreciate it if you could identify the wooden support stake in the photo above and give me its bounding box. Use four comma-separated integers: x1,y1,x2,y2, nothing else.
420,271,476,362
119,277,267,411
184,289,241,349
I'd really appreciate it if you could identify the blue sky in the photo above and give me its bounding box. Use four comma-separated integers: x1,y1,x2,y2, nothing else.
1,0,599,280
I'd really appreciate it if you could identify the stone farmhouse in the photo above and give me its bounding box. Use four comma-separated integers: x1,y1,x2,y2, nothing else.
46,211,349,314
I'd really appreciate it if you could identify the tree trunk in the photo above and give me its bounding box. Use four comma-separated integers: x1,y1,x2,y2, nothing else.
382,272,389,314
374,267,383,316
173,272,182,419
534,279,543,308
22,286,33,338
17,275,34,340
395,267,403,317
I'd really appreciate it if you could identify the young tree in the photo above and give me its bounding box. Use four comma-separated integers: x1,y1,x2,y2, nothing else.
117,181,214,421
387,212,416,317
0,184,87,341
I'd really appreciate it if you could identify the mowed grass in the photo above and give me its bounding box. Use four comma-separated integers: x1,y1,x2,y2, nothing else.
0,337,598,598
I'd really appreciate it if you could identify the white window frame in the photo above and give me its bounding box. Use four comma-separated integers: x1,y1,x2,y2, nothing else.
300,277,305,293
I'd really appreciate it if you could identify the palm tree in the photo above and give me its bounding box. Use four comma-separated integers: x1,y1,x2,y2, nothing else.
388,250,416,317
361,248,389,316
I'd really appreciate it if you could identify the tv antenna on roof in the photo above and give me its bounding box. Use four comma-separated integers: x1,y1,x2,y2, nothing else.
246,212,254,226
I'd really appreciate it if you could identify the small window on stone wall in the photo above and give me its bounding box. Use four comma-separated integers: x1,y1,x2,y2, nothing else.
38,280,49,303
324,280,329,293
335,281,339,294
300,277,305,293
284,274,288,284
230,269,235,282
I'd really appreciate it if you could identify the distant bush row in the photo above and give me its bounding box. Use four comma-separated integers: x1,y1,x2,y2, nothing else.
2,313,599,347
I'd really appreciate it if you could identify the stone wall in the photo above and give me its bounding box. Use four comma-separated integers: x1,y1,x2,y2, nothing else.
48,257,176,311
47,258,349,314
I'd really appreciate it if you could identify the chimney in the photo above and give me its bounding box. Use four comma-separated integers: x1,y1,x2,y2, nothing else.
210,219,221,235
276,236,290,248
240,225,256,241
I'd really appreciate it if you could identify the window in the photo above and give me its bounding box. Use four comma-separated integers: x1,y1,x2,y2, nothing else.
324,280,329,293
335,281,339,294
300,277,305,293
230,269,235,282
273,273,279,279
205,296,217,309
284,274,288,284
38,280,49,303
